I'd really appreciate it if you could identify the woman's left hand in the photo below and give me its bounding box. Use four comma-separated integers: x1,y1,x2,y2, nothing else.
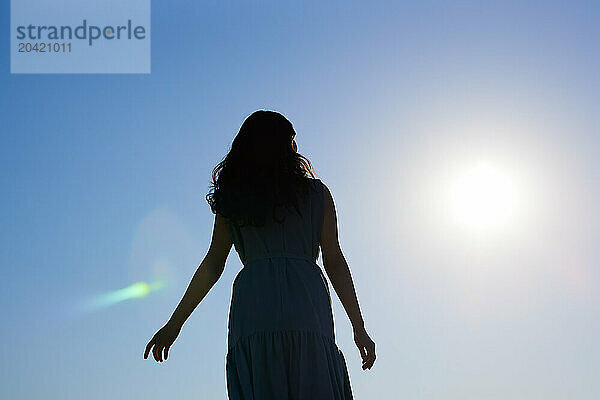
144,322,181,362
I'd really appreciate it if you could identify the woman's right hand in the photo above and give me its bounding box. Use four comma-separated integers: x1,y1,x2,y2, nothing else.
353,326,376,370
144,321,181,363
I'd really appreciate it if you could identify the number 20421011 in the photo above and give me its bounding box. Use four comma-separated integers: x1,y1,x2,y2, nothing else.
18,42,72,52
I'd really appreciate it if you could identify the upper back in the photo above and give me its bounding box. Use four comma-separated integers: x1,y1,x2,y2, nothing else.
225,178,325,265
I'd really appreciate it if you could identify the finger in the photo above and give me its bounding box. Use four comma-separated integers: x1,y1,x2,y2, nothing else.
362,359,370,370
358,345,367,361
368,356,376,369
164,346,170,360
153,343,161,362
160,345,166,362
365,342,375,357
361,348,375,368
158,345,164,362
158,344,165,362
144,339,155,359
368,343,376,359
159,344,166,362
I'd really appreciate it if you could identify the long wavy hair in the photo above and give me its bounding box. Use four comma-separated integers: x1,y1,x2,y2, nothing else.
206,110,316,227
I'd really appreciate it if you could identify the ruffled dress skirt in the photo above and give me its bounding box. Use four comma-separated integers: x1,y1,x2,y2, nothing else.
225,255,353,400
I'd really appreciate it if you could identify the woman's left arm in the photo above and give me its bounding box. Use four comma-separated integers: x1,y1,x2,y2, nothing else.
144,213,233,362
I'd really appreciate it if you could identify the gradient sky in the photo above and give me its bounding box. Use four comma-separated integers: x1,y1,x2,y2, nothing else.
1,1,599,399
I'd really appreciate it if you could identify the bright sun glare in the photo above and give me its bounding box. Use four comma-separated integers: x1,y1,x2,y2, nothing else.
450,162,519,231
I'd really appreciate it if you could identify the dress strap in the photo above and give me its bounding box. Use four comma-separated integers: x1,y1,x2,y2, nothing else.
243,252,317,267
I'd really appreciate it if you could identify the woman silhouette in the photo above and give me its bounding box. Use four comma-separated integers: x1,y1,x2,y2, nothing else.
144,110,375,399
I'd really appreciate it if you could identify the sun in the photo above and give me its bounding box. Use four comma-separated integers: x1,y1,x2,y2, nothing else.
450,162,519,231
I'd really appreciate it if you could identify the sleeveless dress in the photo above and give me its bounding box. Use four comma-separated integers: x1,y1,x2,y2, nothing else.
224,178,354,400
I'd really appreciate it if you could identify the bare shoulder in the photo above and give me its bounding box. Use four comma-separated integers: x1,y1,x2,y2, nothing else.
319,180,341,258
215,211,229,226
319,180,335,208
319,180,338,225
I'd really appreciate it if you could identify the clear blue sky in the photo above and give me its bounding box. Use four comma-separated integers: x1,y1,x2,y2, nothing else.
1,1,599,399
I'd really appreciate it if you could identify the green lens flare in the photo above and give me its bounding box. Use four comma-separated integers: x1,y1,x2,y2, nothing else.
86,280,165,309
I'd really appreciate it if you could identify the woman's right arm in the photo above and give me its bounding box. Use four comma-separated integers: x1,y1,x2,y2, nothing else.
320,182,376,370
144,213,232,363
